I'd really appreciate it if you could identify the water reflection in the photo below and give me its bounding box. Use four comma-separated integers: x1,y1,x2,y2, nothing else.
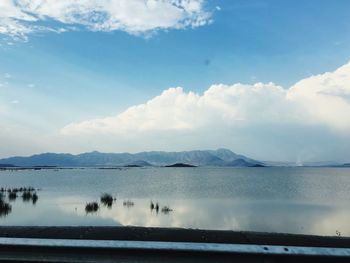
1,167,350,237
1,191,350,237
50,196,349,237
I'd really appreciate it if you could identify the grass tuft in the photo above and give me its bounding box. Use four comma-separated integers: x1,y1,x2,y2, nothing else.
161,206,173,214
32,193,38,205
85,202,99,213
100,193,114,207
123,200,134,207
22,191,33,202
8,191,17,201
0,198,11,217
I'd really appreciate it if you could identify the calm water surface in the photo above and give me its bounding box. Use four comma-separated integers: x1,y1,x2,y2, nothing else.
1,167,350,237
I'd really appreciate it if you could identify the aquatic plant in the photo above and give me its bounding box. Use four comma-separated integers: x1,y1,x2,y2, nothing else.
0,186,37,193
123,200,134,207
161,206,173,214
100,193,113,207
22,191,33,202
32,193,38,205
24,187,35,192
85,202,99,213
0,199,11,217
8,191,17,201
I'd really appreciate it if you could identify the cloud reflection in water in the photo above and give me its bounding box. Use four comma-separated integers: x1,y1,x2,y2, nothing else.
58,197,350,237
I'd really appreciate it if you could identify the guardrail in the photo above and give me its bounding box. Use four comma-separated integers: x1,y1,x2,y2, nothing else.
0,227,349,262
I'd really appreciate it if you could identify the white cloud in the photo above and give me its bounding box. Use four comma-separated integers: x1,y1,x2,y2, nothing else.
60,61,350,161
62,61,350,135
287,62,350,132
0,0,212,39
62,82,293,134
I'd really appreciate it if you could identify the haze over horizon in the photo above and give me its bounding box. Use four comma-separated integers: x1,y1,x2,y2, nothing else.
1,0,350,162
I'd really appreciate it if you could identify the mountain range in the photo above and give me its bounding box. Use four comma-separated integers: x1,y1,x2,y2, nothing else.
0,149,264,167
0,149,348,168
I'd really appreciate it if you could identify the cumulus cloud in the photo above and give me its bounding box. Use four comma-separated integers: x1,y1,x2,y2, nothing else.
62,61,350,136
0,0,212,39
287,62,350,132
62,83,291,134
59,61,350,161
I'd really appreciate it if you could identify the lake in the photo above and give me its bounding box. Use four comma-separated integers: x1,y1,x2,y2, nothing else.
0,167,350,237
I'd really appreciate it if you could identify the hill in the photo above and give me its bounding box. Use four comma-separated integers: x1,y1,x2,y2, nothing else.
0,149,263,167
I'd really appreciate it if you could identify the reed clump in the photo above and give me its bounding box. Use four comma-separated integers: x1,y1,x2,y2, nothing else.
161,206,173,214
123,200,134,207
85,202,99,213
22,191,33,202
1,187,36,193
8,191,17,201
150,201,160,213
0,197,11,217
100,193,114,207
32,192,38,204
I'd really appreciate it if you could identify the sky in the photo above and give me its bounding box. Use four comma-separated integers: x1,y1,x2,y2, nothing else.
0,0,350,162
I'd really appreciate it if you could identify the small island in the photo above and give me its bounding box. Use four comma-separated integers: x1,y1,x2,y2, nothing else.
165,163,197,168
123,164,142,168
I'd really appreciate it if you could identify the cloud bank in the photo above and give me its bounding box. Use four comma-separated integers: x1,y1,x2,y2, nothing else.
61,61,350,162
63,61,350,135
0,0,212,39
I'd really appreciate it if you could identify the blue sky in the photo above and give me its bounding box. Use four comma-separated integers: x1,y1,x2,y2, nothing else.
1,0,350,162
